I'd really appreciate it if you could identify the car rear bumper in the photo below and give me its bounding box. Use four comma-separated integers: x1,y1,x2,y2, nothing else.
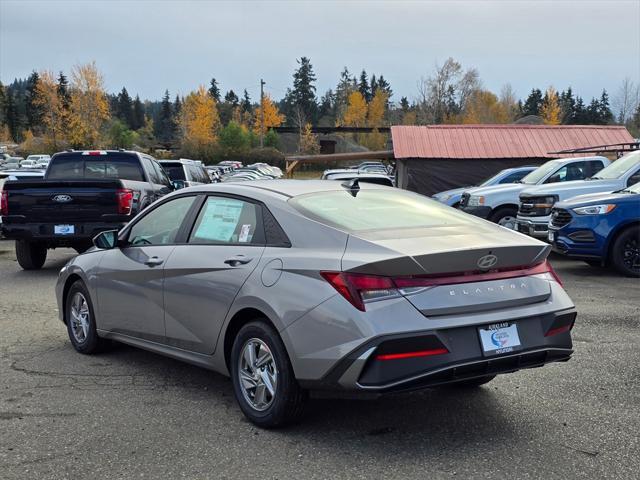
460,206,492,219
303,308,575,393
1,221,127,246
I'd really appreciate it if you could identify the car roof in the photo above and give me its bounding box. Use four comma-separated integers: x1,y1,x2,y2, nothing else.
185,179,391,199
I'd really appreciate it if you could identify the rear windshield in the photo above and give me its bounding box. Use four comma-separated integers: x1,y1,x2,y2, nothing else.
160,163,187,181
46,154,144,181
290,189,477,232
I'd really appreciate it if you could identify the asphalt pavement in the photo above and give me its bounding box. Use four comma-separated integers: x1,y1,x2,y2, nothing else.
0,241,638,479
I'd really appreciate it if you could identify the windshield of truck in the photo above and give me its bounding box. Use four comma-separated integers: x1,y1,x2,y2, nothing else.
520,160,562,185
46,154,145,181
591,151,639,180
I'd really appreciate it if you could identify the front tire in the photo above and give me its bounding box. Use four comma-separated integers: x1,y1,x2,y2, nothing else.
15,240,47,270
611,227,640,277
489,207,518,230
230,320,307,428
65,281,107,354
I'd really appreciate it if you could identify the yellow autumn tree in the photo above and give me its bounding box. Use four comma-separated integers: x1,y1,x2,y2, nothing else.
67,62,110,148
461,90,509,124
33,70,67,150
364,90,389,150
299,123,319,154
342,91,367,127
180,85,220,159
253,94,284,136
541,87,562,125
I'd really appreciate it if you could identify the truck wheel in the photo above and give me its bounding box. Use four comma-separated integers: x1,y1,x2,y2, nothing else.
15,240,47,270
489,207,518,230
611,227,640,277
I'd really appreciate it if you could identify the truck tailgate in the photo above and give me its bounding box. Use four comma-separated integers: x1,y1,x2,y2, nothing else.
3,180,124,223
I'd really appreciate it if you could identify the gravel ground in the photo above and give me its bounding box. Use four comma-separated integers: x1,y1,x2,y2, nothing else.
0,241,638,479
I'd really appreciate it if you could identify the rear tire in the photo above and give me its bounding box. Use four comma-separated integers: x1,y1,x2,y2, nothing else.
489,207,518,230
611,227,640,277
230,320,307,428
15,240,47,270
65,281,108,354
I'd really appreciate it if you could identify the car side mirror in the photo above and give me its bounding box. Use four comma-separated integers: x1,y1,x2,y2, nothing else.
172,180,186,190
93,230,119,249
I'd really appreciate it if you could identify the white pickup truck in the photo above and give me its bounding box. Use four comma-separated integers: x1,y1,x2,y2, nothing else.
516,150,640,239
459,156,610,229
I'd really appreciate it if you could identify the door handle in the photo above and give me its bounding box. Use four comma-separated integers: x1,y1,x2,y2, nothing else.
144,256,164,267
224,255,253,267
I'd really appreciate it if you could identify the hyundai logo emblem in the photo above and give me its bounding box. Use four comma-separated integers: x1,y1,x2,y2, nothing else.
477,254,498,270
52,194,72,203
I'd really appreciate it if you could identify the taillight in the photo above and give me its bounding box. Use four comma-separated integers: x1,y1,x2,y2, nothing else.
322,260,563,312
116,189,134,215
393,260,560,289
0,190,8,216
320,272,398,311
375,348,448,361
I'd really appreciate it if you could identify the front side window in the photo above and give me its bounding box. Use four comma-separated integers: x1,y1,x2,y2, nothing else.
189,196,264,244
128,196,195,245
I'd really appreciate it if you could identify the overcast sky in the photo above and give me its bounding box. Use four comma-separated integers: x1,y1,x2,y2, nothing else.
1,0,639,104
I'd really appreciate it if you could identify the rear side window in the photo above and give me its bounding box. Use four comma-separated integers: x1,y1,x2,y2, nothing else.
290,189,480,232
46,154,144,181
161,163,187,181
189,196,264,245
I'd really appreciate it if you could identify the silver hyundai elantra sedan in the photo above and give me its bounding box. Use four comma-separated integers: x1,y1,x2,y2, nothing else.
56,180,576,427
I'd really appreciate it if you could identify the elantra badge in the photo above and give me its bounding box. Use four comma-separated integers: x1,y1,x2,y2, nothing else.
52,194,72,203
477,254,498,269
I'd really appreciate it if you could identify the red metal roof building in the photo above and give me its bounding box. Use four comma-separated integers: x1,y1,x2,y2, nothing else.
391,125,635,195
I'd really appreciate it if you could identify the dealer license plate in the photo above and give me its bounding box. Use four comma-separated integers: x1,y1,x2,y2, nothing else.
478,322,521,356
54,224,75,235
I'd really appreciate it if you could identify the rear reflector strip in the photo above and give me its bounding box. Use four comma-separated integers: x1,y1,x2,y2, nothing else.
545,323,574,337
375,348,448,361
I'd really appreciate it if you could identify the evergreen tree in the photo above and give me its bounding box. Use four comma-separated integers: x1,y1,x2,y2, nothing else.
116,87,134,128
224,90,239,106
56,72,71,111
376,75,392,98
173,95,182,116
400,96,410,112
208,78,220,102
318,90,335,119
597,89,613,124
5,91,19,141
155,90,174,145
586,97,601,124
288,57,318,124
573,96,587,124
241,89,252,113
358,70,371,102
522,88,543,116
370,75,378,96
132,95,145,130
172,95,182,142
558,87,576,124
0,81,6,126
25,71,43,130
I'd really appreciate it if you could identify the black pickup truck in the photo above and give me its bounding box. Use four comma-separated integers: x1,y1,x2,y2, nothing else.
0,150,174,269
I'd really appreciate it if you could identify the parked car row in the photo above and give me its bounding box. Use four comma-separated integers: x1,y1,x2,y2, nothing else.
322,161,395,187
221,163,283,182
432,151,640,277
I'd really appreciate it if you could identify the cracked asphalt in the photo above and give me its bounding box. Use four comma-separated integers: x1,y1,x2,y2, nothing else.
0,241,638,479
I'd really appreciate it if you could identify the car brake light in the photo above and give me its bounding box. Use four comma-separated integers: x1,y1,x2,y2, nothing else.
116,189,134,215
0,190,8,216
320,272,397,311
375,348,449,361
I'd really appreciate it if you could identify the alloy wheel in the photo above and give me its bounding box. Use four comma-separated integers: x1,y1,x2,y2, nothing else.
238,338,278,411
622,237,640,273
499,216,517,230
70,292,90,343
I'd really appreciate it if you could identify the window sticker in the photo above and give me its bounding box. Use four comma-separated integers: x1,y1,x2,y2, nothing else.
193,199,243,242
238,224,252,243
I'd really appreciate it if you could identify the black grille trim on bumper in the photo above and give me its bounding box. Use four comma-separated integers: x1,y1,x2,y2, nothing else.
550,208,572,228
